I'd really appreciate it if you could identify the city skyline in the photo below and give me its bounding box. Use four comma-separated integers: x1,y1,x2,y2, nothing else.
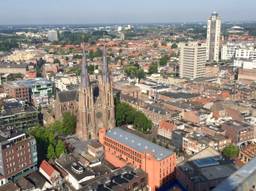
1,0,256,25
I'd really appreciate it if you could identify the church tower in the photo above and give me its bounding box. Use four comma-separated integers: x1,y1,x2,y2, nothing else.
99,46,116,129
76,45,115,141
76,48,96,140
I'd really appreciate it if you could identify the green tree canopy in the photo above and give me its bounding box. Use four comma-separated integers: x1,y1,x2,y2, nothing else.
47,144,56,160
148,63,158,74
115,98,152,134
159,55,169,66
62,112,77,135
171,43,178,49
222,144,239,159
55,140,65,158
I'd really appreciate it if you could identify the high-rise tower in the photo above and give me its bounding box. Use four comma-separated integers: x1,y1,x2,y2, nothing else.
206,12,221,63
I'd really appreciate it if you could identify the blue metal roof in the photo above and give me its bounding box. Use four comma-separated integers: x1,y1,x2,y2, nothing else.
106,128,173,160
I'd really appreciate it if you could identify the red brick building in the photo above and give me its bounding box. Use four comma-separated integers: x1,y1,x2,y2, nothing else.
4,82,30,102
0,131,38,181
99,128,176,191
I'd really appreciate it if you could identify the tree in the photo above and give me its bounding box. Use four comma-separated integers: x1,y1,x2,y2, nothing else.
136,69,145,82
88,65,95,75
148,63,158,74
62,112,76,135
124,66,137,78
171,43,178,49
47,144,56,160
55,140,65,158
115,100,152,133
159,55,169,66
222,144,239,159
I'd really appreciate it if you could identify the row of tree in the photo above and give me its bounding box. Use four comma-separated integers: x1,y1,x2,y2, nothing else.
29,112,76,162
115,97,152,133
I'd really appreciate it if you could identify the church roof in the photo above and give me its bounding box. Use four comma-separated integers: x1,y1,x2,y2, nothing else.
58,90,78,103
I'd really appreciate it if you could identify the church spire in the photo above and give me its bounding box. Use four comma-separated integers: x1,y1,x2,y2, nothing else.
81,45,90,88
102,46,110,83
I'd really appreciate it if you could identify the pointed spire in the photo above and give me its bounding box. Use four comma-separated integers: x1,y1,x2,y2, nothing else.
102,45,110,83
81,44,90,88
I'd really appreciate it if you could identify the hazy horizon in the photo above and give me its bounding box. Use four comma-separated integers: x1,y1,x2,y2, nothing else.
1,0,256,25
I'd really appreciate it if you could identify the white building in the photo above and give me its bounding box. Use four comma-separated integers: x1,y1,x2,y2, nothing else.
234,59,256,69
206,12,221,62
235,47,256,60
222,42,256,61
48,30,58,42
55,74,79,91
179,42,207,79
221,43,239,60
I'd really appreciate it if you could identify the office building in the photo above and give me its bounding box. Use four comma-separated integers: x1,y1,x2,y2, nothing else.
0,130,38,181
47,30,58,42
0,99,39,131
179,42,207,79
206,12,221,62
9,78,54,107
99,128,176,191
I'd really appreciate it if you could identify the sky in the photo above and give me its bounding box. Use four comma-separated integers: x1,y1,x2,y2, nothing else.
0,0,256,25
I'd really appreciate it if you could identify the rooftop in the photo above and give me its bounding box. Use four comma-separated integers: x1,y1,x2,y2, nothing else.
106,128,174,160
80,165,147,191
178,147,237,183
56,154,95,181
222,120,252,131
57,90,78,103
39,160,58,177
213,157,256,191
8,78,52,88
0,99,37,117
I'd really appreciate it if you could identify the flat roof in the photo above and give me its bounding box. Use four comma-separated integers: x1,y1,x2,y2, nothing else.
106,128,174,160
10,78,52,88
213,157,256,191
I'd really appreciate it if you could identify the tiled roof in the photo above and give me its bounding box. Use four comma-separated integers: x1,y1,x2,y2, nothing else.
40,160,56,177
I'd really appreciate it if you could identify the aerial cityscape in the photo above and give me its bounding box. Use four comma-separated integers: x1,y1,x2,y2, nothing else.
0,0,256,191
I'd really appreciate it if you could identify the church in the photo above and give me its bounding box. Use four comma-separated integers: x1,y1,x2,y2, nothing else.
76,46,115,140
54,46,115,141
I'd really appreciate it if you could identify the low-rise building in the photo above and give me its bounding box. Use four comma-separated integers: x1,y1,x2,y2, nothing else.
39,160,62,187
157,120,176,140
87,140,104,158
214,157,256,191
239,144,256,164
55,154,95,190
222,120,254,144
81,165,148,191
176,147,236,191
